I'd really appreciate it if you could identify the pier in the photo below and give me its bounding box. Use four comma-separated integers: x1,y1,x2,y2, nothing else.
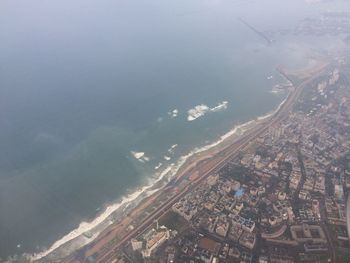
276,66,295,85
239,18,273,45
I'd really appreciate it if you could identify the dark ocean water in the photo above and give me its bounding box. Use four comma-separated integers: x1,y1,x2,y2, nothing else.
0,0,347,259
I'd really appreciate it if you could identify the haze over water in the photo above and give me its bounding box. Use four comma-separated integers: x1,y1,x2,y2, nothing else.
0,0,347,259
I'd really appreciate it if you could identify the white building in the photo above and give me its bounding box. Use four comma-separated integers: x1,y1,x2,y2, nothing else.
142,227,170,258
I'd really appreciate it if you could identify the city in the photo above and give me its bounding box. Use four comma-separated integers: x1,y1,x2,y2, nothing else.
76,64,350,263
2,2,350,263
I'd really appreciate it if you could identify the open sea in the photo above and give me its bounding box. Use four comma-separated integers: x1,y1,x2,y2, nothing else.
0,0,348,260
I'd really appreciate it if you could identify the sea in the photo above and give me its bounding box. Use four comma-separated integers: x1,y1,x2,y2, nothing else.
0,0,348,260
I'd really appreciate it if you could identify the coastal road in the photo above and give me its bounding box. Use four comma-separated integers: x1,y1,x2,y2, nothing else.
72,67,327,263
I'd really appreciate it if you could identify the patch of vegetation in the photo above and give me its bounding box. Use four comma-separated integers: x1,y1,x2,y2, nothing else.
220,164,253,181
338,253,350,263
255,146,271,159
159,211,188,232
333,151,350,169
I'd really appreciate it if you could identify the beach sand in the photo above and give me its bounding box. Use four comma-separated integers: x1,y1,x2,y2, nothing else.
32,60,329,263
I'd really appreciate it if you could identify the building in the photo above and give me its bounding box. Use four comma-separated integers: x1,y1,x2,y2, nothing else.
290,224,327,244
142,227,170,258
259,255,269,263
261,224,287,239
335,183,344,200
131,238,143,251
239,231,256,250
230,214,255,233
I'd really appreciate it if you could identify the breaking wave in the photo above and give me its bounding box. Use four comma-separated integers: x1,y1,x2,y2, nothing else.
29,96,287,262
187,101,228,121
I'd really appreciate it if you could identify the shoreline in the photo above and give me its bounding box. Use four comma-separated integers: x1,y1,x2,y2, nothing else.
90,65,314,262
32,57,331,261
29,90,290,262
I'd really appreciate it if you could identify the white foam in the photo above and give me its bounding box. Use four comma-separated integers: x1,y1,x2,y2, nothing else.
131,151,144,159
30,95,288,262
268,89,281,94
168,109,179,118
30,161,181,261
155,163,163,170
164,156,171,161
167,144,178,154
210,101,228,112
187,101,229,121
187,104,210,121
257,97,287,121
170,144,178,150
131,151,150,163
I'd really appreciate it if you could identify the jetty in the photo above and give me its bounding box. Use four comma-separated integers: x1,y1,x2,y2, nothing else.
239,17,273,45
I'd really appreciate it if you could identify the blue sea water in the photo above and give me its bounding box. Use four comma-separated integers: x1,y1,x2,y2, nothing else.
0,0,348,259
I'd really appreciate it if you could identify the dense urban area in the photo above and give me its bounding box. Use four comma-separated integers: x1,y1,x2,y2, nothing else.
51,10,350,263
4,2,350,263
88,64,350,263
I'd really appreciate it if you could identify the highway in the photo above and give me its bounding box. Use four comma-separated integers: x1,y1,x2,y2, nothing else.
71,67,327,263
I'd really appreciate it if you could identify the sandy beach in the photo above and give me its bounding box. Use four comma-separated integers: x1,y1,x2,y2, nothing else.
31,61,329,263
31,88,287,263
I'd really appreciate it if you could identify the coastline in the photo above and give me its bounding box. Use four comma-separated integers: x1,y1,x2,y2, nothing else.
2,0,344,259
29,90,290,262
